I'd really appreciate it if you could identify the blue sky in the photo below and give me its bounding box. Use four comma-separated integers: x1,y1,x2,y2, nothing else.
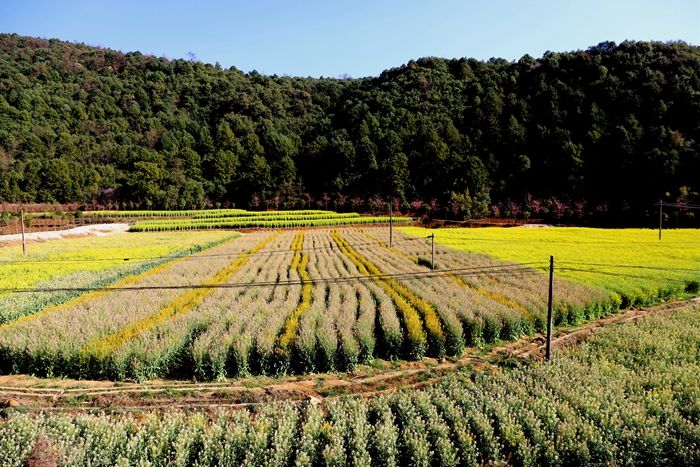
1,0,698,77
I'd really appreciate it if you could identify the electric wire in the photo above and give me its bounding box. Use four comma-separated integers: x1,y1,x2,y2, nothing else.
0,263,547,294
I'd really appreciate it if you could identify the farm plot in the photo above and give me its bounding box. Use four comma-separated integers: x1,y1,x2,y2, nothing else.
85,209,327,218
2,305,697,466
0,231,272,379
129,214,410,231
0,230,235,325
0,228,611,381
399,226,700,307
84,208,413,231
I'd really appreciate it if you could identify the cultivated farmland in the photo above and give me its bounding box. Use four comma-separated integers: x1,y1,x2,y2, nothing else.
0,230,235,325
0,227,614,381
400,227,700,307
2,303,698,466
83,209,412,231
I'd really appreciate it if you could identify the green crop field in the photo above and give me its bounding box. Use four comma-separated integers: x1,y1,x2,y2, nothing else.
2,303,697,466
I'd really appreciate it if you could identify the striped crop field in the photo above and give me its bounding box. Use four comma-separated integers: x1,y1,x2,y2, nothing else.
84,209,325,218
129,214,411,231
0,230,235,325
0,227,630,381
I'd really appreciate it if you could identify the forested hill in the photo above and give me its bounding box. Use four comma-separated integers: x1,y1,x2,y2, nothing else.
0,34,699,223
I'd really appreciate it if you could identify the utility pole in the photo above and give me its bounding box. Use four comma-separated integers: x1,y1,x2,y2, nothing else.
389,200,393,248
658,199,663,241
545,255,554,361
20,208,26,256
427,233,435,270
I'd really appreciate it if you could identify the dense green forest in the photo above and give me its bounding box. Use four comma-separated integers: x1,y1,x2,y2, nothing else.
0,34,698,223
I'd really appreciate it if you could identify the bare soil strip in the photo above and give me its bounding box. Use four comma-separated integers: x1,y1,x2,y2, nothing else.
0,223,129,244
2,298,697,412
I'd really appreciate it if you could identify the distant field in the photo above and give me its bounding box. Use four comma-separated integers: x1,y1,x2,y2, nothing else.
400,227,700,307
2,304,697,466
83,209,412,231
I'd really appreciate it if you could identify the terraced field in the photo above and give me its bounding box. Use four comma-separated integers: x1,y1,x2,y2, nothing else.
0,228,612,381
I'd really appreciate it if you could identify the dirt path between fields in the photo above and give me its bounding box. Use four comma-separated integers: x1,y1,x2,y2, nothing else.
1,298,697,412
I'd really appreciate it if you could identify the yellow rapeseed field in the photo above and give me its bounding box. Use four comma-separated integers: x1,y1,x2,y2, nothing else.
400,227,700,306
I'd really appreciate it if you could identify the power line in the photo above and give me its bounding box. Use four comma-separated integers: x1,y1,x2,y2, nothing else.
655,202,700,209
7,262,690,296
0,263,546,294
558,261,700,273
556,267,693,284
0,236,428,266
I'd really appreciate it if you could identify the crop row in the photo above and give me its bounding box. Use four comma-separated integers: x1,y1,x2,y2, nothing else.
129,216,411,232
2,305,698,466
85,209,341,218
84,209,243,218
273,232,313,369
189,213,362,222
135,213,364,226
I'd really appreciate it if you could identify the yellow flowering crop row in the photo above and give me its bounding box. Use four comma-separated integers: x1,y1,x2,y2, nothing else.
80,232,279,358
331,231,444,358
275,232,313,359
360,229,532,317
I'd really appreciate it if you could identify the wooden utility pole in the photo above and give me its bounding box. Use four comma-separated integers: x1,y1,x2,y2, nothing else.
428,233,435,269
658,199,663,241
389,200,393,248
20,208,26,256
545,255,554,360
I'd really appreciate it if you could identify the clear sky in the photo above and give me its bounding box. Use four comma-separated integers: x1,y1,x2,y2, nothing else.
1,0,698,78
